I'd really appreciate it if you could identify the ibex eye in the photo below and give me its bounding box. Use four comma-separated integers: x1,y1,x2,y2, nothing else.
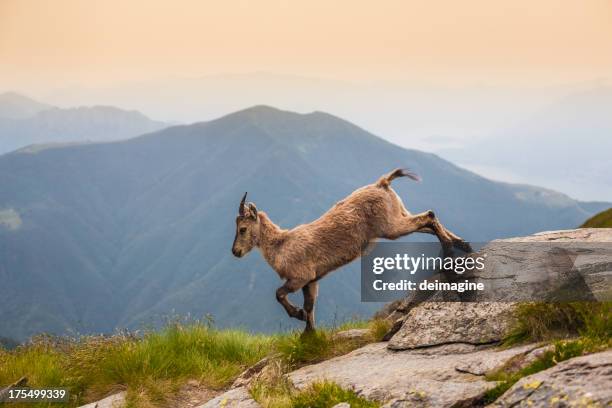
239,227,247,235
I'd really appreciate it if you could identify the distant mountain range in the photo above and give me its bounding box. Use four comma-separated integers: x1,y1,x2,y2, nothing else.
43,74,612,201
0,92,168,154
0,92,52,119
438,86,612,201
0,106,608,341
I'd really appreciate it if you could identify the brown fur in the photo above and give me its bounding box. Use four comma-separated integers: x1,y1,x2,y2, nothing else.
232,168,471,333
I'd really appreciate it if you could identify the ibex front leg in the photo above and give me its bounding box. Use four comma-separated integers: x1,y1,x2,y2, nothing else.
276,279,308,322
302,281,319,333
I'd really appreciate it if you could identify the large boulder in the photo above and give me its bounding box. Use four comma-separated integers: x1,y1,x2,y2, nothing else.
383,229,612,346
469,228,612,303
388,302,515,350
489,350,612,407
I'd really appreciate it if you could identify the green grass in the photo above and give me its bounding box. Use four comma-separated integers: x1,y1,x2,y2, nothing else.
0,323,274,407
275,319,390,367
292,381,379,408
503,302,611,347
581,208,612,228
251,378,379,408
368,318,392,342
0,319,385,407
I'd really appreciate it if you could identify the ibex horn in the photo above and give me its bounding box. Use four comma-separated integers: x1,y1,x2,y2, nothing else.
239,192,247,215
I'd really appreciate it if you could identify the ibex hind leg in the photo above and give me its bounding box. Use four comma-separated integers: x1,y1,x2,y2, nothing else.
418,226,473,253
384,211,454,256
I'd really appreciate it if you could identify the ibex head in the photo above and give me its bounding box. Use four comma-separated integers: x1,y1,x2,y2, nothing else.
232,192,259,258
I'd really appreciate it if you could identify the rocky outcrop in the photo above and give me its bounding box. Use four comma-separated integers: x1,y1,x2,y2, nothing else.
289,342,540,408
382,229,612,346
489,350,612,407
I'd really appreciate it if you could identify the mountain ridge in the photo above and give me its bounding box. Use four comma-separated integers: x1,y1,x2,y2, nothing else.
0,93,169,154
0,92,52,119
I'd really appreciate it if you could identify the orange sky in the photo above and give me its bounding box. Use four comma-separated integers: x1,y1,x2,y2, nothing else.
1,0,611,93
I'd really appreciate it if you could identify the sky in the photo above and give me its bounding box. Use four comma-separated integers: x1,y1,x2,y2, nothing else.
0,0,611,201
1,0,611,93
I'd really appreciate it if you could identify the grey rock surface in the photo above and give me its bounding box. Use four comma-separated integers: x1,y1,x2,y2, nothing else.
289,342,538,408
78,392,126,408
470,229,612,303
197,387,259,408
388,302,515,350
489,350,612,407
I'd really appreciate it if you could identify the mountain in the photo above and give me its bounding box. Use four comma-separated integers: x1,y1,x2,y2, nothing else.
438,86,612,201
0,106,608,341
0,99,169,154
0,92,52,119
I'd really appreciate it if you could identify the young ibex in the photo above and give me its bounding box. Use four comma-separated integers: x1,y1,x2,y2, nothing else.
232,169,472,333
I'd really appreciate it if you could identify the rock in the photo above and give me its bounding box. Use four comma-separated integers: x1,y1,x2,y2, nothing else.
388,302,515,350
489,350,612,407
457,345,556,378
289,342,538,408
332,403,351,408
0,376,28,402
380,291,462,341
454,344,551,376
78,392,126,408
332,329,370,341
467,229,612,303
197,387,259,408
231,357,271,388
384,229,612,345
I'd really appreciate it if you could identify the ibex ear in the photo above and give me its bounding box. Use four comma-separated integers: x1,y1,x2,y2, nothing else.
248,203,258,219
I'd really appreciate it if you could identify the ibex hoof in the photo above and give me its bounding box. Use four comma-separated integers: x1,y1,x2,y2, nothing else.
455,240,473,253
301,327,316,338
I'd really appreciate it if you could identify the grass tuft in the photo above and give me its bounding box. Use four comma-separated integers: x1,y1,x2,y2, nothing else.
250,379,379,408
291,381,379,408
275,330,335,366
503,302,611,347
275,319,390,368
368,319,392,342
580,208,612,228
